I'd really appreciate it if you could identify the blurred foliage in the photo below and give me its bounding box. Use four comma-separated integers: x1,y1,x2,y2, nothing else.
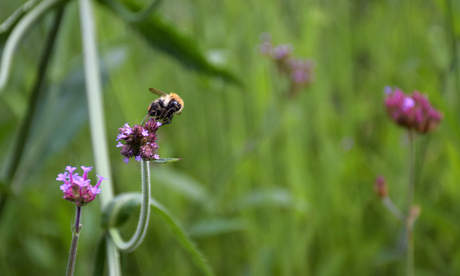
1,0,460,275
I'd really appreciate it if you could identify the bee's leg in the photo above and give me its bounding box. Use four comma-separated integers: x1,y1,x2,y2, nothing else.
163,116,173,125
162,109,175,124
159,108,168,122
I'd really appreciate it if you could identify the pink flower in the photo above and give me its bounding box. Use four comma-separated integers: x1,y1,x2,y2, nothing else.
384,87,443,134
116,118,161,163
57,166,107,206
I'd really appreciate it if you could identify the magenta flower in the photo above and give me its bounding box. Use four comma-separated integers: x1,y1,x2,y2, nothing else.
57,166,107,206
116,118,161,163
384,87,443,134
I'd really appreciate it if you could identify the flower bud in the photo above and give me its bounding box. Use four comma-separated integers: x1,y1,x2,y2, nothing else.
374,175,388,198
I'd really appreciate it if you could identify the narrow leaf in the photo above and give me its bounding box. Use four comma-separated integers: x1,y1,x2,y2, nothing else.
150,197,215,276
151,158,181,164
98,0,240,84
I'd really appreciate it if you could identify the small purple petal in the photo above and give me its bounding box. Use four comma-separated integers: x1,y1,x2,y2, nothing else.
124,158,129,164
402,97,415,111
153,154,160,160
116,142,124,148
116,133,126,141
142,129,149,136
95,175,108,188
66,166,77,182
81,166,92,180
56,173,68,182
66,166,76,173
135,155,142,162
384,86,392,95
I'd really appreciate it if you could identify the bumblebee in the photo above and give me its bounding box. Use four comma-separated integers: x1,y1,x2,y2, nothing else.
147,88,184,125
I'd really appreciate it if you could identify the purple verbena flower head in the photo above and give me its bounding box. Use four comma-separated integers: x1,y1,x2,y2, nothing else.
116,117,161,163
57,166,107,206
271,44,294,60
285,57,316,98
384,87,443,134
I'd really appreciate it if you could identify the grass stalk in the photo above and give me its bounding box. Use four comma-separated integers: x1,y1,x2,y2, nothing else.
0,5,65,217
0,0,66,92
77,0,120,274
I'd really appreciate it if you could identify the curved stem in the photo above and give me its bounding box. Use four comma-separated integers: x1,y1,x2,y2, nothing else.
0,0,66,92
98,0,163,22
66,206,82,276
406,130,416,276
109,160,151,252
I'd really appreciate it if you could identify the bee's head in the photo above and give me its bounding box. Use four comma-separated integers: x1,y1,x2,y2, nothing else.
170,92,184,112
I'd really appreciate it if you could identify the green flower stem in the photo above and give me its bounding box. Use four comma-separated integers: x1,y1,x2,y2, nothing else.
0,0,66,92
66,206,82,276
382,196,405,223
109,160,151,252
77,0,120,274
406,130,416,276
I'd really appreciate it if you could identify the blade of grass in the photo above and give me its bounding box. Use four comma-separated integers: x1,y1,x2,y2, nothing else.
0,0,67,92
77,0,120,274
97,0,241,84
0,0,42,34
0,5,65,216
98,0,164,22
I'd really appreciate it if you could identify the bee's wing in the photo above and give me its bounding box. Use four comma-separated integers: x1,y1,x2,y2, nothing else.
149,88,168,96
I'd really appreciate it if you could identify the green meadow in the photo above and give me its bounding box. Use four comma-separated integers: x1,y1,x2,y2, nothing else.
0,0,460,275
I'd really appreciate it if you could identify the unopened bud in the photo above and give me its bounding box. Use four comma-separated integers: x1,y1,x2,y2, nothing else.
375,175,388,198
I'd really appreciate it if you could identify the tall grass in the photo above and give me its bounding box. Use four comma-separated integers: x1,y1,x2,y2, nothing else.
0,0,459,275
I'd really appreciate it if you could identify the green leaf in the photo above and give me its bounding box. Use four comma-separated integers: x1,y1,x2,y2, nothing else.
104,192,215,276
189,218,246,238
150,197,215,276
151,158,182,164
98,0,241,84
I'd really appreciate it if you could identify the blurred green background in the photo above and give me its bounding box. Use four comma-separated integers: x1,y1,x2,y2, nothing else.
1,0,460,275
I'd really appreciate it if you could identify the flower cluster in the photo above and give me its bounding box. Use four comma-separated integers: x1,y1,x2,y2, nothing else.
57,166,106,206
259,32,315,97
116,118,161,163
384,87,443,134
